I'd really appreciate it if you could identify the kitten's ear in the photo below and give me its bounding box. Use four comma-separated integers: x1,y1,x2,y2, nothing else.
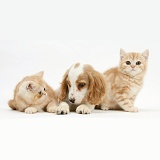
142,49,149,60
120,48,127,59
34,71,44,78
26,82,36,91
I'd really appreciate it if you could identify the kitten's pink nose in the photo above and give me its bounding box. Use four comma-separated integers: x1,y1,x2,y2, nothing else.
131,65,136,68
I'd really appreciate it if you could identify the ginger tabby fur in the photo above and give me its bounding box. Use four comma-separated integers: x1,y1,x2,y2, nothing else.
100,49,149,112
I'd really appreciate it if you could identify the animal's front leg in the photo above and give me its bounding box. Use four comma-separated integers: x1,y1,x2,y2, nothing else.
115,94,138,112
25,107,38,114
46,100,58,113
56,102,70,115
76,103,95,114
100,98,111,111
129,95,137,105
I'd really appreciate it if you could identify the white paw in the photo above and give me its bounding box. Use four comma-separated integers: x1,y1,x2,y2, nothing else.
101,104,110,111
47,106,57,113
25,107,38,114
124,106,138,112
76,104,91,114
56,102,70,115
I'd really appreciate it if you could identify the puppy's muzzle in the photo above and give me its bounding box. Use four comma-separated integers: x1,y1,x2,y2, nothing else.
69,98,75,104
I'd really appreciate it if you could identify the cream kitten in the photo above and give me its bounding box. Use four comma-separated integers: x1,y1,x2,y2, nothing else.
100,49,149,112
8,71,58,114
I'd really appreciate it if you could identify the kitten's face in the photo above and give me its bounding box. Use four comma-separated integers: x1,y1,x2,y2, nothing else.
119,49,149,77
28,81,47,102
18,71,48,104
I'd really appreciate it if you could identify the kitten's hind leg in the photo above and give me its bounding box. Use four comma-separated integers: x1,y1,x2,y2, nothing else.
8,100,17,110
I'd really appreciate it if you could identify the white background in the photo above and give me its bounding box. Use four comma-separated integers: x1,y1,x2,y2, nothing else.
0,0,160,160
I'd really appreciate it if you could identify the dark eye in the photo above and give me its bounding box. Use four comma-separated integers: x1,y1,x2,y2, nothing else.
126,61,131,65
38,91,42,95
44,88,46,91
136,61,141,65
78,83,85,88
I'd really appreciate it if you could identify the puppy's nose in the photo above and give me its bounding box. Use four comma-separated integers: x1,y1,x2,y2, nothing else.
69,98,75,104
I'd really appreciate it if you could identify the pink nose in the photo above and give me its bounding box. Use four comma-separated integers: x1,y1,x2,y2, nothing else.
131,65,135,68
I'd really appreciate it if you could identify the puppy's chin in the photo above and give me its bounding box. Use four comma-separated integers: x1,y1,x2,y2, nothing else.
69,100,81,106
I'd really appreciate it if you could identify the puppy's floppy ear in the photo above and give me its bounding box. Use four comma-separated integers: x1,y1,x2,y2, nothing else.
33,71,44,78
26,81,36,91
87,71,106,105
58,69,69,102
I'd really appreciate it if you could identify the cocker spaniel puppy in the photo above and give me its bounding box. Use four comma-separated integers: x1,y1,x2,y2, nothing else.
56,62,106,114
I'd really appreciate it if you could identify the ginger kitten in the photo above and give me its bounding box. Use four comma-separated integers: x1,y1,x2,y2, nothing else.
100,49,149,112
8,71,58,114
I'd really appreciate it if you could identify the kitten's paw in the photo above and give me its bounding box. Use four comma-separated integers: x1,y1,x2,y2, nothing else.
47,106,57,113
76,105,91,114
101,104,110,111
56,102,70,115
124,107,138,112
25,107,38,114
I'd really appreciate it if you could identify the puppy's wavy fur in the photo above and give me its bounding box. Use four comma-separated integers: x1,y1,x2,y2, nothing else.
8,71,58,114
57,63,106,114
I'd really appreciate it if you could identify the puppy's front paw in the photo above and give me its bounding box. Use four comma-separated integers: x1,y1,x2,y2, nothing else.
56,102,70,115
25,107,38,114
124,106,138,112
76,105,91,114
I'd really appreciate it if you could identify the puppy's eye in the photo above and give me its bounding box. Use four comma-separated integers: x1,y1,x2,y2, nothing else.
78,83,86,88
126,61,131,65
38,91,42,95
136,61,141,65
44,88,46,91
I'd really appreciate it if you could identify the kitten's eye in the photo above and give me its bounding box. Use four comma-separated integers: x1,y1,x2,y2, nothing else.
136,61,141,65
44,88,46,91
38,91,42,95
78,83,86,88
126,61,131,65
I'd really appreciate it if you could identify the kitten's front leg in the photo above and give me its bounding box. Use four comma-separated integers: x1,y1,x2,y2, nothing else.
115,94,138,112
100,99,110,110
129,95,136,105
76,103,95,114
25,107,38,114
56,102,70,115
100,103,110,110
46,100,58,113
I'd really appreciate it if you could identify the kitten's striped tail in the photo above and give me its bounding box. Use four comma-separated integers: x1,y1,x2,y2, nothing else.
8,100,16,110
